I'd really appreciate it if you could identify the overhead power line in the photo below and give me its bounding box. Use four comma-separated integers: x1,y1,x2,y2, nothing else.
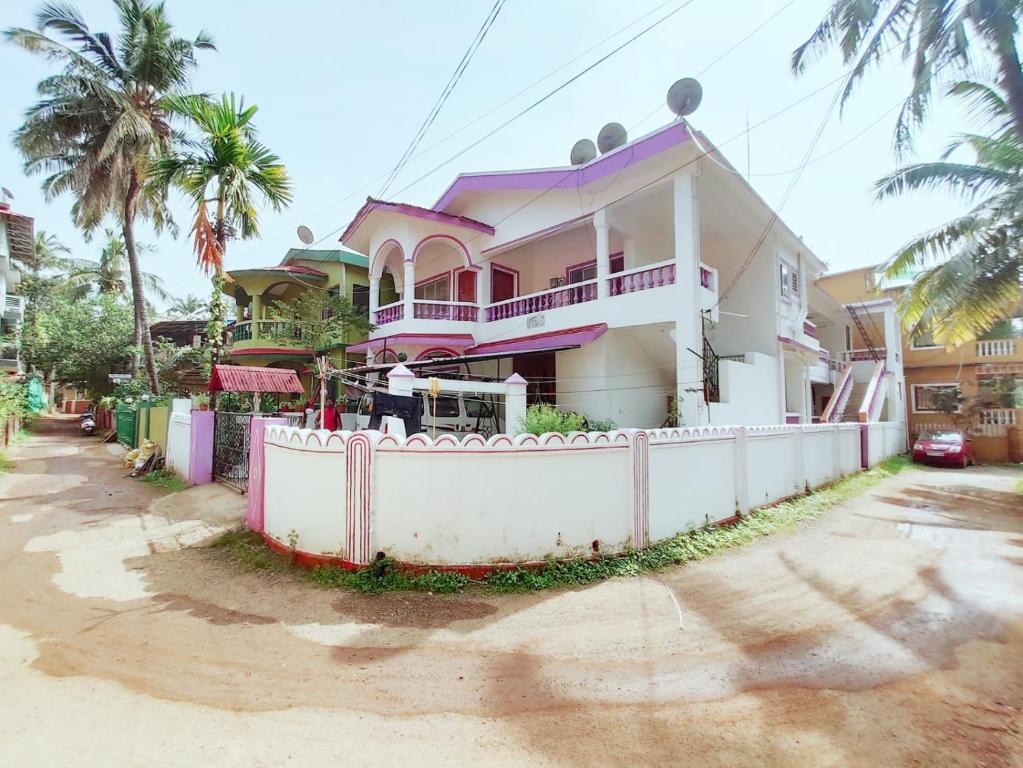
378,0,505,197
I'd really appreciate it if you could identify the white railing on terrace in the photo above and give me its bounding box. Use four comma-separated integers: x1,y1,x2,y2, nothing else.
608,260,675,296
413,300,478,322
485,280,597,321
375,301,404,325
978,408,1018,436
977,339,1016,357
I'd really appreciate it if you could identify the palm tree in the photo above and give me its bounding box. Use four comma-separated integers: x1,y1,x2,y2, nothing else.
18,231,72,276
878,80,1023,346
6,0,214,393
64,229,169,304
167,294,206,318
792,1,1023,150
151,93,292,364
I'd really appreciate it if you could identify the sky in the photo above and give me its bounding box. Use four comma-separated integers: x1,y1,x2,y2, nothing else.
0,0,980,311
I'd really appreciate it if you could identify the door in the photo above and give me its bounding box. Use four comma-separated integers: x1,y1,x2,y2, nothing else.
492,266,516,303
457,270,476,303
513,353,556,405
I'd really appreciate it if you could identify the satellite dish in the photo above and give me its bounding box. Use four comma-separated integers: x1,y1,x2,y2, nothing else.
297,225,314,245
597,122,628,154
667,77,703,118
570,138,597,165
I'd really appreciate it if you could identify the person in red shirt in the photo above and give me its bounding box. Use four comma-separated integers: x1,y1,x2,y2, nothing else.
322,399,339,431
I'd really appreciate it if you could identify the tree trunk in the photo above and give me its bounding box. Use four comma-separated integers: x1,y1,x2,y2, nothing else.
122,173,161,395
995,32,1023,139
207,197,229,368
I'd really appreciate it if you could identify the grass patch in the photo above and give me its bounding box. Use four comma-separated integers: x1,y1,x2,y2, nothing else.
211,528,292,573
216,455,913,594
140,469,188,493
0,453,10,475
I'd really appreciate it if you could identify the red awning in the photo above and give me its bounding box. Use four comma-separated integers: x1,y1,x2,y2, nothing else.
465,323,607,356
208,364,304,394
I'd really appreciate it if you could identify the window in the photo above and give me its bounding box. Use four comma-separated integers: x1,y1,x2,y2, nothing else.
912,383,962,413
779,262,799,300
322,286,340,320
464,394,484,418
910,328,939,349
566,254,624,285
414,274,450,302
429,395,460,417
352,284,370,319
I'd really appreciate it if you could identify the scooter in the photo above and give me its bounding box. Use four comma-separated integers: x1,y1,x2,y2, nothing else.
80,411,97,436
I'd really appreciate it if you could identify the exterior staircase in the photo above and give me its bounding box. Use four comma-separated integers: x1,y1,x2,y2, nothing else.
840,382,869,422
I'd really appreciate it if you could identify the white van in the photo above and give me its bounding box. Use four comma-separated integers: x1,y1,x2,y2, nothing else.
355,391,500,436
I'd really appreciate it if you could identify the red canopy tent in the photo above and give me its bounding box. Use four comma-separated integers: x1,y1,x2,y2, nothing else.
208,365,303,394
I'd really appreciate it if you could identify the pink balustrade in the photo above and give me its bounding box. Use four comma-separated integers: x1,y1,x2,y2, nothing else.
413,301,479,321
803,320,817,338
485,281,598,321
609,263,677,296
375,303,404,325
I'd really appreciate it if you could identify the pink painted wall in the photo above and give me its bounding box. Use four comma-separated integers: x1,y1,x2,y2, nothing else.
246,416,286,532
188,410,214,486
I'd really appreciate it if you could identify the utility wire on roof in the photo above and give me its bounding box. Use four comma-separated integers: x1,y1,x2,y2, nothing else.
378,0,506,197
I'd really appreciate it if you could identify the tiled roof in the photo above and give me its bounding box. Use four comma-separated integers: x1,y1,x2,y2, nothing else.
208,364,304,394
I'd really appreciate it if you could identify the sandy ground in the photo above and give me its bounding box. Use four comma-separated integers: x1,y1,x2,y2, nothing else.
0,416,1021,767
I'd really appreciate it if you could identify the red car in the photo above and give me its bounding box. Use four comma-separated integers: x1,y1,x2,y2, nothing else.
912,429,976,468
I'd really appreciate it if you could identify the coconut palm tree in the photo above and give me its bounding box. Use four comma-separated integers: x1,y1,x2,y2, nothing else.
167,294,206,318
63,229,168,304
5,0,214,393
878,80,1023,346
17,231,72,276
792,1,1023,150
150,93,292,364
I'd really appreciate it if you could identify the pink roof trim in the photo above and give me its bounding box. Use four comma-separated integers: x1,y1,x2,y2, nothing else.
434,122,691,212
339,197,495,245
467,323,607,356
345,333,475,355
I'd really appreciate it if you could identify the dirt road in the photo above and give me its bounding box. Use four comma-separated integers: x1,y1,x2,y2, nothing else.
1,417,1021,767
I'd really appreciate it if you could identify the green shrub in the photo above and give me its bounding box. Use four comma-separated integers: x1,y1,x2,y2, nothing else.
520,404,586,435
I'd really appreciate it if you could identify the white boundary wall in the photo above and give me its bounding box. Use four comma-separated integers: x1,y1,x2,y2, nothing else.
259,422,905,568
165,411,192,479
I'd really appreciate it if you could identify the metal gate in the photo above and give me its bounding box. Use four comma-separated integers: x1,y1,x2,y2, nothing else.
213,412,252,490
115,405,137,448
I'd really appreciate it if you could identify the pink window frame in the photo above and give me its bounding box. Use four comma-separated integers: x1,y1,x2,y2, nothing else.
490,263,519,303
452,267,478,304
565,252,624,284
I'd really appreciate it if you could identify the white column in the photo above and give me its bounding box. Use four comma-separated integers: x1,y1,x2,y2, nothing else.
802,364,812,423
504,373,528,435
594,208,611,301
478,265,491,308
402,260,415,322
673,172,704,426
369,276,380,322
386,363,415,397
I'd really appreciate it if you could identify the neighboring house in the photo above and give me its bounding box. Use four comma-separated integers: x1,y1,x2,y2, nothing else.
338,119,904,429
818,265,1022,460
0,190,31,374
222,247,371,395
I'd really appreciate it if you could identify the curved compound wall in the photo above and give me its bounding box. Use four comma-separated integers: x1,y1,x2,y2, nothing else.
258,422,903,573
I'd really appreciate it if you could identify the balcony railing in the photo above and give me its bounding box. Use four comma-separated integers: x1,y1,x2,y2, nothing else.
608,260,676,296
485,280,598,321
978,408,1018,436
803,319,817,338
257,320,303,341
977,339,1016,357
375,301,404,325
233,321,253,342
413,300,478,321
840,348,886,362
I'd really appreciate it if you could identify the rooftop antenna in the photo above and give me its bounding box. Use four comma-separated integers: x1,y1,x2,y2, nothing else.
596,122,628,154
570,138,597,165
666,77,703,119
297,225,314,245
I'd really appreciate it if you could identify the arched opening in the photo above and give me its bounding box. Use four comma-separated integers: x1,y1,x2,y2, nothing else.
373,241,405,309
412,236,474,304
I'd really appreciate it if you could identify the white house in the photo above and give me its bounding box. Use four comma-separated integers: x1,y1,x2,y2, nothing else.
0,189,31,374
339,119,904,430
